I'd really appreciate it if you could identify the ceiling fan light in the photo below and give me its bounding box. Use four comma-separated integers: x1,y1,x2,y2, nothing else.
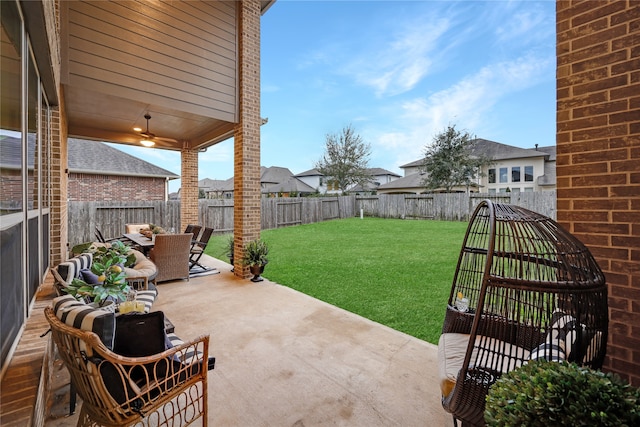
140,139,155,147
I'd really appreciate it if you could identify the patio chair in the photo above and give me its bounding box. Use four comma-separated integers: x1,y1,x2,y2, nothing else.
438,200,608,426
44,305,209,427
150,233,193,283
95,227,133,246
189,227,214,271
184,224,202,243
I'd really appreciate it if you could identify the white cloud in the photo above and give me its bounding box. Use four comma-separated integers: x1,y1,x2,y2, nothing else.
346,18,451,97
494,5,553,46
373,52,554,168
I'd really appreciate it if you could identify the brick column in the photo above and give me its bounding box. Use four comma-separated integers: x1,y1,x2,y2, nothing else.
50,103,68,265
233,0,262,278
180,148,199,232
557,0,640,386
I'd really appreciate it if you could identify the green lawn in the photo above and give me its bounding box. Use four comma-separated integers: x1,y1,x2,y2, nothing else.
205,217,468,344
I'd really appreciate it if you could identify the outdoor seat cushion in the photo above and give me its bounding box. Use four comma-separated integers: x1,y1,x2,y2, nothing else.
437,333,530,398
123,248,157,279
52,295,116,350
134,289,157,313
55,253,93,286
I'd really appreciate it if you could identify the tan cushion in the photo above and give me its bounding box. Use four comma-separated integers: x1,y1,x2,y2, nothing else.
437,333,530,398
125,223,149,234
123,249,157,278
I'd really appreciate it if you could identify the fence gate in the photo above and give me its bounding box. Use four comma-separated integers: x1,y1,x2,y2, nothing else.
404,196,434,219
276,201,302,227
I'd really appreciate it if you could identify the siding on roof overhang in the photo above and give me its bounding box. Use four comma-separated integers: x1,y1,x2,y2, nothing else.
62,0,237,121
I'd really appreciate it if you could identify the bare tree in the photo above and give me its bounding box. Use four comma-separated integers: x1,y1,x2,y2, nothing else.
421,125,491,193
316,124,372,193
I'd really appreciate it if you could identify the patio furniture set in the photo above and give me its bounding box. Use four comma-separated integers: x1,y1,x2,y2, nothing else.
47,223,217,426
45,203,609,426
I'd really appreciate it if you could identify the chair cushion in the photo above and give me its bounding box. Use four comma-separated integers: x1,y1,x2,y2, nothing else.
123,249,157,279
134,290,157,313
543,309,593,362
56,253,93,286
437,333,530,398
52,295,115,350
529,342,565,362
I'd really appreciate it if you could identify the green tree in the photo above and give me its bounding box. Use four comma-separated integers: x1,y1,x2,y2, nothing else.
421,125,491,192
316,124,372,194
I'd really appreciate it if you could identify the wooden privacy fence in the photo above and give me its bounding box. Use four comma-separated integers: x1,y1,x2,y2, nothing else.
67,192,556,247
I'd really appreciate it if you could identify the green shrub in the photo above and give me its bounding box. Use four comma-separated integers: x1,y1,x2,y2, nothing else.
485,360,640,427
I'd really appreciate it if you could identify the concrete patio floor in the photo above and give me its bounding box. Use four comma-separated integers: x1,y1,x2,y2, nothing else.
46,255,450,426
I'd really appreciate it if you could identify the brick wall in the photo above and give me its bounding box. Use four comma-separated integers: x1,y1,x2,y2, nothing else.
50,103,67,266
233,0,262,278
180,148,199,231
68,173,167,201
556,0,640,386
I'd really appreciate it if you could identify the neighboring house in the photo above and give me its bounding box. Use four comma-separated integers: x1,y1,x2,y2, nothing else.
296,167,400,194
470,139,556,194
260,166,295,191
67,139,179,201
378,139,556,194
200,177,234,199
347,168,401,194
296,168,327,193
263,176,316,196
0,135,34,212
197,166,315,198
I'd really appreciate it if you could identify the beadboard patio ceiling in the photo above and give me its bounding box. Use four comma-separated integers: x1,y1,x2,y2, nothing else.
61,0,274,151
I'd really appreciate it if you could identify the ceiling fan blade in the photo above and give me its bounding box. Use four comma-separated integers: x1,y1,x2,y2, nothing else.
156,136,179,143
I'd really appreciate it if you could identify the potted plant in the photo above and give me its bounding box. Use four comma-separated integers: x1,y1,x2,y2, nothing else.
226,234,235,272
485,360,640,426
63,240,134,308
242,238,269,282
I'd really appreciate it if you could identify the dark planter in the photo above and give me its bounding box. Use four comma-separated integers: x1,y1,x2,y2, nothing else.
249,263,265,282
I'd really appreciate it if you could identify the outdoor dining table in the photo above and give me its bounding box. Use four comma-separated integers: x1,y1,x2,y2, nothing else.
123,233,155,256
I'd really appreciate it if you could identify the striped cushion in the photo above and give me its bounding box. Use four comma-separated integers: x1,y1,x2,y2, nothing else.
52,295,115,350
134,290,157,313
56,253,93,286
166,333,204,364
548,309,583,360
530,342,566,362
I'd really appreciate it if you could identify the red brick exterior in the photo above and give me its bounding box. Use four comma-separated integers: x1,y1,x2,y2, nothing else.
68,173,167,201
51,103,68,266
180,148,199,232
233,0,262,278
557,0,640,386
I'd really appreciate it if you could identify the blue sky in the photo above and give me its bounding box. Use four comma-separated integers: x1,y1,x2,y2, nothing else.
111,0,556,193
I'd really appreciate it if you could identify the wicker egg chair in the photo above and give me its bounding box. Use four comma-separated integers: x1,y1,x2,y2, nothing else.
438,200,608,426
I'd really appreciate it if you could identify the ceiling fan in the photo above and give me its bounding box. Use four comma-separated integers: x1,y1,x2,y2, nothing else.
135,114,178,147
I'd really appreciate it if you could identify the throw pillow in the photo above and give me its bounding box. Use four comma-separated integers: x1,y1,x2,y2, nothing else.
546,309,589,362
529,342,566,362
113,311,167,357
52,295,115,350
80,268,101,284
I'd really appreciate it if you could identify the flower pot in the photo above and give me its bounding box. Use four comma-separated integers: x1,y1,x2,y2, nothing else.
249,264,265,282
